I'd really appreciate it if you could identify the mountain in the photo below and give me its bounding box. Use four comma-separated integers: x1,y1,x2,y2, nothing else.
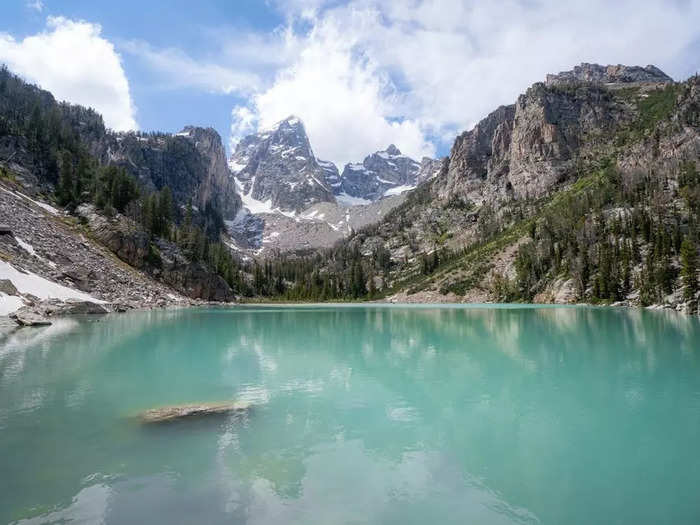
318,159,341,190
336,145,440,203
228,116,335,213
0,66,241,305
2,61,698,313
225,118,441,255
109,126,241,221
245,63,700,312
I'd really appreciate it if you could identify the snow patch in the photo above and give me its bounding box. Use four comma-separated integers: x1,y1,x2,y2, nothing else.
384,184,415,196
336,193,372,206
0,293,25,315
228,158,248,174
15,237,36,256
237,179,298,219
0,261,105,304
1,187,59,215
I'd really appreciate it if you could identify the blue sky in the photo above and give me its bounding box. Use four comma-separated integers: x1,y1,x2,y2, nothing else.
1,0,699,166
0,1,279,153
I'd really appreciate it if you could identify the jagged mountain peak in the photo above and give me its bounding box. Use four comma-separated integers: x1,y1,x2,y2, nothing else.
228,114,334,213
385,144,401,156
259,114,306,135
336,145,434,204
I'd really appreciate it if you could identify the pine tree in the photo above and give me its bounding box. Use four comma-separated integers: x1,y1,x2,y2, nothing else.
680,237,698,302
57,151,75,206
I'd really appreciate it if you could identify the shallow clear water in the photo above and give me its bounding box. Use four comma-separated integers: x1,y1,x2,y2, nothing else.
1,305,700,524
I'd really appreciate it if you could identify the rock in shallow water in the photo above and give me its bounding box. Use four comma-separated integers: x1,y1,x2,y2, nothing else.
139,402,251,424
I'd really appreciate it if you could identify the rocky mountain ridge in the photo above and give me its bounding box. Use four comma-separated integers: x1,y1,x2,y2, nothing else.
545,63,673,86
225,116,442,255
260,63,699,313
336,145,438,203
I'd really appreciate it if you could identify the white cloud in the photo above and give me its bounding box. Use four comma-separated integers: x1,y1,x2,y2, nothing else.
229,105,258,149
0,17,136,131
233,9,435,165
26,0,44,12
231,0,700,165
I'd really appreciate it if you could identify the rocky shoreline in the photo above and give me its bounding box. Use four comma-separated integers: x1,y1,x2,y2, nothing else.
0,180,222,327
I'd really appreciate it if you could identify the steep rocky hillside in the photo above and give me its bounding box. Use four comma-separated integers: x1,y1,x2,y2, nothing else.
253,64,700,313
371,65,699,311
0,178,197,318
0,67,241,305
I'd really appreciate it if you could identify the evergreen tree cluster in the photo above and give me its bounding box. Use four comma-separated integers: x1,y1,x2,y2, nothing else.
507,162,700,310
1,66,242,294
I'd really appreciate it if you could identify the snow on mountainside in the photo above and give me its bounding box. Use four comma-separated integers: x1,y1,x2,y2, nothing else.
225,116,443,255
337,145,441,202
228,115,334,213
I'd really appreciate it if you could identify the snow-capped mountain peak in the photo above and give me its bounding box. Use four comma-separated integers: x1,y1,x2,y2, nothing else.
227,116,334,213
335,145,435,203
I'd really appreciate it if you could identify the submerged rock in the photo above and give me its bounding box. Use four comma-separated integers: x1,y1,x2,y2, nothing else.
139,402,251,424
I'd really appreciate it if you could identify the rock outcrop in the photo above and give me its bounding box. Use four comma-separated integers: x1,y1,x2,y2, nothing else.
10,306,52,326
108,127,241,221
545,63,673,86
439,62,672,204
78,204,235,302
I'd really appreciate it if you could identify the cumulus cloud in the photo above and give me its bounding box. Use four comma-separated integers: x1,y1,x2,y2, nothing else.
230,0,700,165
235,12,435,165
0,16,137,130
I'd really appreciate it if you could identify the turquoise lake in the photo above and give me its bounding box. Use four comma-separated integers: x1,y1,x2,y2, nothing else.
1,304,700,524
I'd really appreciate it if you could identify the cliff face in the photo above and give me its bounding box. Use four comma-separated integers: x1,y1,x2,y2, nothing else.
438,104,515,202
438,63,673,205
108,127,241,221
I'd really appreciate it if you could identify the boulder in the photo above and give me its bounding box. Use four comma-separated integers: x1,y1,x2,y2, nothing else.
139,402,251,424
51,300,110,315
10,306,51,327
61,265,95,291
0,279,19,296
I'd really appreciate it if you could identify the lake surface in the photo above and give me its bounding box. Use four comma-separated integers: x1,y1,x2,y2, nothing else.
1,305,700,524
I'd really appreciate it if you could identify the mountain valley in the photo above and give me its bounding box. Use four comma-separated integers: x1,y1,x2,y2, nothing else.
1,62,699,319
